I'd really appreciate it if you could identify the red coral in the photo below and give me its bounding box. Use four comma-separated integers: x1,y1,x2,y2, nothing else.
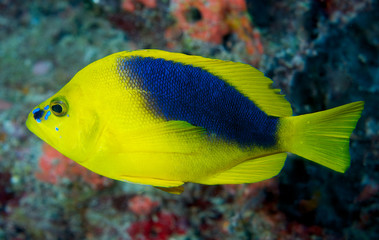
128,195,159,215
166,0,263,63
127,211,186,240
0,172,17,215
278,222,324,240
355,182,379,202
317,0,371,23
35,143,112,189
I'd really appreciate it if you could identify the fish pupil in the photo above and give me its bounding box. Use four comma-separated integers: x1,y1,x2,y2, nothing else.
52,104,63,113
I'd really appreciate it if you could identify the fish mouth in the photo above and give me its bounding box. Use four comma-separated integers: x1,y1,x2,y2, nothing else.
26,110,56,147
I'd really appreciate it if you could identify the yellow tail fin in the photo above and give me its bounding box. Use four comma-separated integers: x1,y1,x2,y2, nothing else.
280,101,364,173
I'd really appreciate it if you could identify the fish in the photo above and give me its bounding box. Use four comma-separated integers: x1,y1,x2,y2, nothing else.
26,49,364,194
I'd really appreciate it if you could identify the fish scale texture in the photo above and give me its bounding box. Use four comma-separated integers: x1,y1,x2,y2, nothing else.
118,56,278,147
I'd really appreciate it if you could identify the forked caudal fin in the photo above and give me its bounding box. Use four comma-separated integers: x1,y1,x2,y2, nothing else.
280,101,364,173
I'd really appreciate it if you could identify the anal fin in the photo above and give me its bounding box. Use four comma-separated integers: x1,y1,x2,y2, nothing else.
155,186,184,195
199,153,287,185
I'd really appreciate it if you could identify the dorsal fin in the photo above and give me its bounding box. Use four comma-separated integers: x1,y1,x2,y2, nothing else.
116,49,293,117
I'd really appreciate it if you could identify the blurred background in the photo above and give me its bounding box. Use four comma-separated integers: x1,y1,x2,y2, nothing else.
0,0,378,239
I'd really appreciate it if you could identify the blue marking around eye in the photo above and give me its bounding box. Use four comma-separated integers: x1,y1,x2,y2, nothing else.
55,127,59,131
32,108,40,114
120,56,279,147
44,105,49,110
44,111,51,120
36,118,41,123
67,114,69,117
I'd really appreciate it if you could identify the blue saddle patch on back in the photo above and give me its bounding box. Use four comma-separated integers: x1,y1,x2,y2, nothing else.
118,56,278,147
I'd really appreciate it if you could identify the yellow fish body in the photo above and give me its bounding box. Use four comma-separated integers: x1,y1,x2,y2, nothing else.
26,50,364,194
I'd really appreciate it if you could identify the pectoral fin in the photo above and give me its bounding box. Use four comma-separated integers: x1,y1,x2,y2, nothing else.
199,153,287,185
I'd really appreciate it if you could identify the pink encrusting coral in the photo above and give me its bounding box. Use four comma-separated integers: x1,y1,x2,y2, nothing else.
166,0,263,62
223,178,278,199
0,99,12,110
167,0,229,45
121,0,157,12
128,195,159,215
35,143,112,189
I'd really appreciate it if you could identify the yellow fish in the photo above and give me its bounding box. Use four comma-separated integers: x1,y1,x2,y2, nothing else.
26,50,364,194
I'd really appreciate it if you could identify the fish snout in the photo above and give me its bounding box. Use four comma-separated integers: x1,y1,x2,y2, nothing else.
32,108,45,122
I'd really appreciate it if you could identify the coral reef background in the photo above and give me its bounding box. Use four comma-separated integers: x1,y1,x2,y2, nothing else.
0,0,378,239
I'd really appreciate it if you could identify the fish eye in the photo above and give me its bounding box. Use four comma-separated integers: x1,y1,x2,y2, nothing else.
50,98,68,117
